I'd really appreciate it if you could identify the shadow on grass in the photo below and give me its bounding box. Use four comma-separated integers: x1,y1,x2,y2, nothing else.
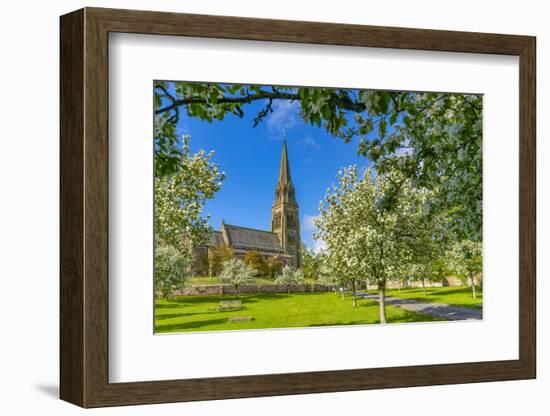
155,311,221,321
155,318,230,332
156,293,307,309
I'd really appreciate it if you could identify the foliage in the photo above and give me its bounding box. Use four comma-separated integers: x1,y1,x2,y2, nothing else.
155,292,440,333
446,240,483,298
155,82,481,240
219,258,256,295
154,135,225,250
300,245,323,281
266,256,285,278
315,165,432,322
154,244,191,299
208,244,234,276
275,265,305,292
243,250,270,276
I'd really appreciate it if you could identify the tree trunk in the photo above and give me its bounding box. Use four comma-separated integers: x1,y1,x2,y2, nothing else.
379,287,387,324
470,273,477,299
421,277,426,296
351,280,357,307
287,285,290,294
235,285,239,298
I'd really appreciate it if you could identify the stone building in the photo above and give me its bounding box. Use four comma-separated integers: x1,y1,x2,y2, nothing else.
191,137,301,275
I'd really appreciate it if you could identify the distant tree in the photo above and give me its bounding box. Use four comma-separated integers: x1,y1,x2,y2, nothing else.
275,265,305,294
301,245,323,286
219,258,256,296
208,244,234,276
154,244,191,299
243,250,270,276
446,240,483,299
266,257,284,278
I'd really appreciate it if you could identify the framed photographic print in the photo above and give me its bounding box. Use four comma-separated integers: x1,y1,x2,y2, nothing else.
60,7,536,408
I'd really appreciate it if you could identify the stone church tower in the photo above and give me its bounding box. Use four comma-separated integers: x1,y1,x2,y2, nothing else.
271,137,301,267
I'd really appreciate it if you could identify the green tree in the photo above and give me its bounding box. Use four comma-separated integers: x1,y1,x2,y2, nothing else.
155,82,481,240
243,250,270,276
266,256,284,278
315,166,431,323
301,245,323,288
219,258,256,296
275,265,305,294
154,244,191,299
446,240,483,299
208,244,234,276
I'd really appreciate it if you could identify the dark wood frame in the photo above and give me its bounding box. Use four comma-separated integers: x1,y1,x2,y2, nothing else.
60,7,536,408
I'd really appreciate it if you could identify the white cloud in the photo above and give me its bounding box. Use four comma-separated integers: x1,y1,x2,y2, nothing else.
311,239,327,254
302,214,327,254
299,135,321,149
302,214,319,232
265,100,300,135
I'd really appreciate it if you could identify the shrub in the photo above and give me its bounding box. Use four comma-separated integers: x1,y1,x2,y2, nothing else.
155,244,191,299
243,250,270,276
275,265,305,293
219,258,256,296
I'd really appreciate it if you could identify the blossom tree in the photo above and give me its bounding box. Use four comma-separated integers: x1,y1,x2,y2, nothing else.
154,134,225,297
275,265,305,294
315,166,431,323
155,135,225,251
446,240,483,299
155,245,191,299
219,258,256,296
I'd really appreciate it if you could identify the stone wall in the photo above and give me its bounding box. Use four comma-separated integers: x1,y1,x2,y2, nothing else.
174,284,331,296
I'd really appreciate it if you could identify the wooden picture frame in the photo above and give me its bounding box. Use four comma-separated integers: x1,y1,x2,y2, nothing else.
60,7,536,408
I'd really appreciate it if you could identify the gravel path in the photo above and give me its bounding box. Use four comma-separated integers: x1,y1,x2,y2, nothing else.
359,292,482,321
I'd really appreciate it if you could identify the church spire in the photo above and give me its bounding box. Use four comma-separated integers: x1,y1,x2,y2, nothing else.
274,131,297,206
278,132,292,186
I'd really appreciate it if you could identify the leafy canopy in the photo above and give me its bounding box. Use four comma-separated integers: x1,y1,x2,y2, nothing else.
155,82,482,240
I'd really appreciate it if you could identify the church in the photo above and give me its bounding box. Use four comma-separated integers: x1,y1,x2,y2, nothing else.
191,138,301,274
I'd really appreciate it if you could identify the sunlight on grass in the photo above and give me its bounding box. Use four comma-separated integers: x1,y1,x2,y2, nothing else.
385,286,482,309
155,292,440,333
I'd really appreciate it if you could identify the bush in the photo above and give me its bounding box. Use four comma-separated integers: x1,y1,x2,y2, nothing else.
243,250,270,276
208,244,234,276
219,258,256,295
155,244,191,299
266,257,284,278
275,265,305,293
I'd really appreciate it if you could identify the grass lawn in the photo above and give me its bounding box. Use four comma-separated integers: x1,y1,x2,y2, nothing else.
155,292,440,333
385,286,482,309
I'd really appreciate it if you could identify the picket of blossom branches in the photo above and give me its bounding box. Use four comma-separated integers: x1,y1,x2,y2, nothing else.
315,165,435,323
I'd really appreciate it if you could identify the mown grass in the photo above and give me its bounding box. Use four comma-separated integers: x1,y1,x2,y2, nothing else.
155,292,440,334
385,286,482,309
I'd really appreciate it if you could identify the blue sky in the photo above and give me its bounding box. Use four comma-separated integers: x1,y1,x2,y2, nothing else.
171,87,372,252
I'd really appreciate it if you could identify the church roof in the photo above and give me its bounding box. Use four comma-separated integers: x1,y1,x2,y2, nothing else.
209,231,224,247
222,223,283,253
